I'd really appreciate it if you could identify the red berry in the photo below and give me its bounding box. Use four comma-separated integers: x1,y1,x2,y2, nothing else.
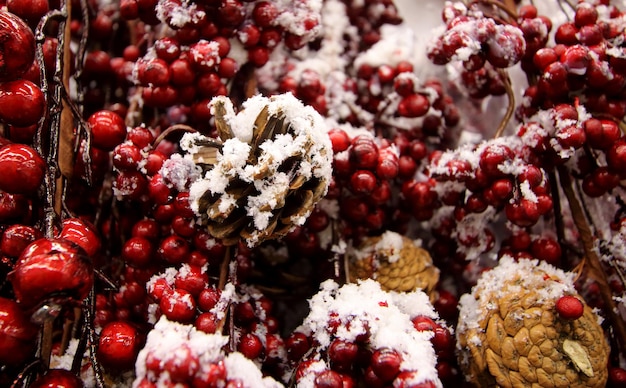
0,296,37,366
314,370,343,388
555,295,584,320
0,79,45,127
0,224,41,258
238,332,263,359
97,321,141,370
122,237,154,267
328,339,358,370
371,348,402,382
0,144,45,195
0,10,36,81
30,369,84,388
158,235,190,264
88,110,127,151
59,218,101,257
9,238,94,308
159,288,196,323
398,94,430,118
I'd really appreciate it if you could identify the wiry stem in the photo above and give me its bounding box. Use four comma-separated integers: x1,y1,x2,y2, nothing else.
494,69,515,138
558,165,626,355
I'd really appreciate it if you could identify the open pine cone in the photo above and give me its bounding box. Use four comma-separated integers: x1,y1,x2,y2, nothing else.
456,256,609,388
181,94,333,247
348,231,439,299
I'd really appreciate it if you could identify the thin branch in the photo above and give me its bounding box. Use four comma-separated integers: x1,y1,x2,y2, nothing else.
558,165,626,355
494,69,515,138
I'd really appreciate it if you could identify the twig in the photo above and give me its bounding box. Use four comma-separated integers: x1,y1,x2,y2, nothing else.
548,170,567,267
10,359,41,388
558,165,626,355
153,124,198,148
494,69,515,138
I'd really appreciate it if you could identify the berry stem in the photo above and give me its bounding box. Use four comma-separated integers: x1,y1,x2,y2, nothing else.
10,359,41,388
472,0,518,23
493,69,514,138
558,165,626,355
153,124,197,148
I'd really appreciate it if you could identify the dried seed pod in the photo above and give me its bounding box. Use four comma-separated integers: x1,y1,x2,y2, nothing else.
456,256,609,388
182,94,333,247
349,231,439,299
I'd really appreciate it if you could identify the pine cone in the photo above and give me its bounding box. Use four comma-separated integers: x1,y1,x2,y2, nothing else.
456,256,609,388
348,231,439,298
182,94,333,247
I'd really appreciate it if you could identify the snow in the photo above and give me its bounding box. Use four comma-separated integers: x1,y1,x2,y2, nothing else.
296,279,442,387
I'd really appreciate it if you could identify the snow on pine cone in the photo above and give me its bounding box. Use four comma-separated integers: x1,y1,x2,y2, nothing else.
181,93,333,247
348,230,439,298
456,256,609,388
133,316,283,387
291,279,444,387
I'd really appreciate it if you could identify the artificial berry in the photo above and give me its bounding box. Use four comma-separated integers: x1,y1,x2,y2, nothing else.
0,79,45,127
88,110,127,151
555,295,584,320
0,296,37,366
97,321,141,370
30,369,84,388
0,10,36,81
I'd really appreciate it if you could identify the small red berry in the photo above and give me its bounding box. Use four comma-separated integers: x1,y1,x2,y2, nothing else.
0,144,45,195
88,110,127,151
555,295,584,320
97,321,141,370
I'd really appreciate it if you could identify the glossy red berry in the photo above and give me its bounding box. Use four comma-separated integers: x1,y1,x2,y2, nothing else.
371,348,402,382
0,224,41,258
314,370,343,388
0,79,45,127
0,296,37,366
328,339,358,370
0,10,36,81
88,110,127,151
9,238,94,308
122,237,154,267
30,369,84,388
59,218,101,257
97,321,141,370
159,288,196,323
0,144,46,195
555,295,584,320
238,332,263,359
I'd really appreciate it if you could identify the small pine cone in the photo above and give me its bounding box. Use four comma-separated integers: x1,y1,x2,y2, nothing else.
182,94,333,247
456,256,609,388
348,231,439,298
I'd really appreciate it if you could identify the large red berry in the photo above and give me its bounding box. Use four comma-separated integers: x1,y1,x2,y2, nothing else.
97,321,141,370
0,79,45,126
88,110,127,151
9,238,94,308
0,10,36,81
0,296,38,366
30,369,84,388
0,144,46,195
7,0,49,24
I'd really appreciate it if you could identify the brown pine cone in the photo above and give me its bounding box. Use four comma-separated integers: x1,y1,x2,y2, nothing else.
348,231,439,298
181,94,333,247
456,256,609,388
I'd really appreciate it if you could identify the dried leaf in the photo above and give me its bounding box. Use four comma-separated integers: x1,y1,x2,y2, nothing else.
213,100,234,141
562,339,594,377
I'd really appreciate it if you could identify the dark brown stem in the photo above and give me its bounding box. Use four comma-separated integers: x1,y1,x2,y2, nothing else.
472,0,518,22
153,124,198,148
85,290,105,388
548,170,567,267
10,359,41,388
557,165,626,355
494,69,515,138
216,246,233,334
